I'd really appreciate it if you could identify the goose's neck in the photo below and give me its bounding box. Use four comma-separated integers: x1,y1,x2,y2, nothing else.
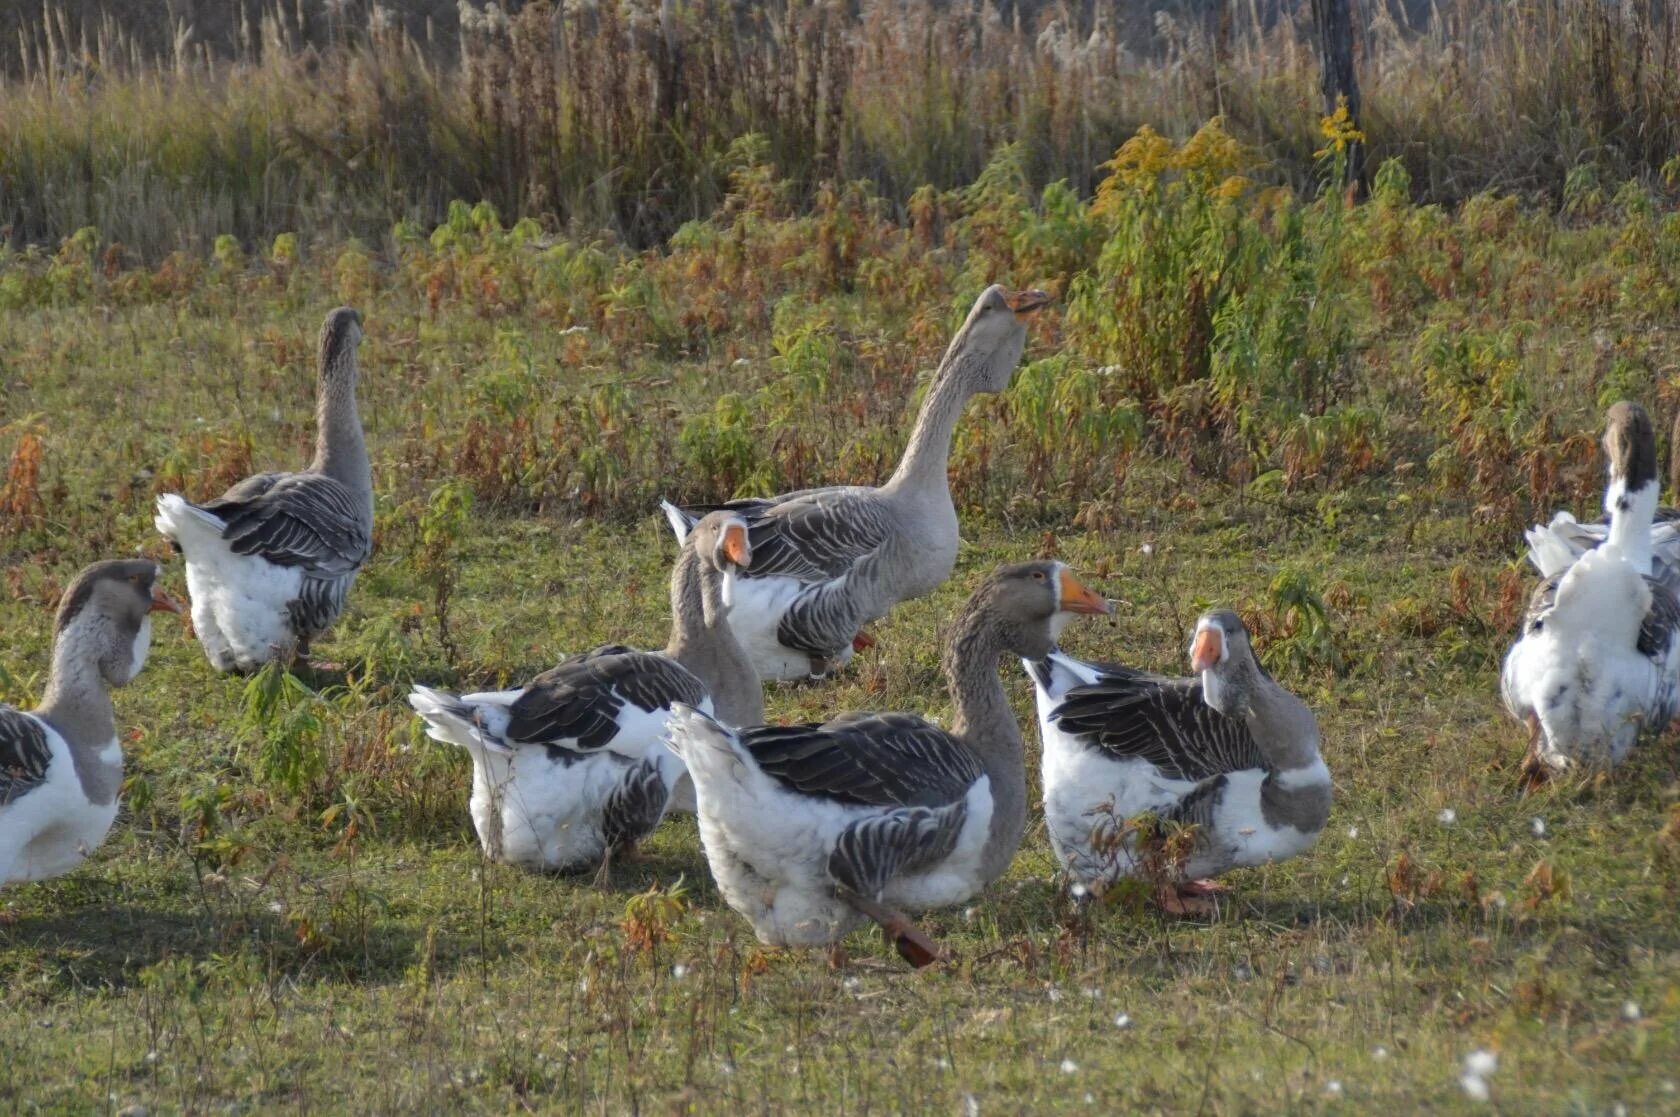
1208,663,1320,773
1605,475,1659,575
309,362,371,512
36,632,116,754
666,547,762,726
943,610,1027,885
883,359,979,499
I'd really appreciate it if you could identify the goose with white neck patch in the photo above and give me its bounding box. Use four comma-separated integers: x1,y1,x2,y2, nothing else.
1504,401,1680,787
1028,610,1330,915
155,307,373,673
408,512,762,875
661,284,1051,681
666,561,1111,966
2,560,179,886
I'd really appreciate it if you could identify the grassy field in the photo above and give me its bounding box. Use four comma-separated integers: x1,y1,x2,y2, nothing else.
4,134,1680,1112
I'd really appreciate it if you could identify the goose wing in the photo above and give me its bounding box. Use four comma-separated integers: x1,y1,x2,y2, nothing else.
679,489,893,583
199,471,370,576
1046,668,1264,782
0,707,52,806
503,648,705,754
737,711,981,808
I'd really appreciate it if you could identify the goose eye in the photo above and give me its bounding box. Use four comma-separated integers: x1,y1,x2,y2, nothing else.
1032,571,1045,581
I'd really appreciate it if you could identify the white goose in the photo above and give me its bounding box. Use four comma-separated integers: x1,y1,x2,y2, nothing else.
1029,610,1330,914
155,308,373,673
666,561,1111,965
408,512,761,874
2,561,179,885
1503,401,1680,787
663,284,1051,680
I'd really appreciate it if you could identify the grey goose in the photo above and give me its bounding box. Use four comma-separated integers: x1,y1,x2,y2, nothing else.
155,307,373,673
2,561,178,885
667,561,1110,966
663,284,1051,681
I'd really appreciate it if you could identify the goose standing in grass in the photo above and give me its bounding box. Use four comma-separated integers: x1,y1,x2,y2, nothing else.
408,512,761,875
1,561,178,886
662,284,1051,681
1028,610,1330,915
666,561,1111,966
1503,401,1680,788
155,307,373,673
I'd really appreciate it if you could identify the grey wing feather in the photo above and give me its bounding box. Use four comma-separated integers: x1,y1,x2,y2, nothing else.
692,489,893,583
739,712,981,808
503,649,704,754
1046,667,1264,781
201,472,370,576
600,756,673,850
828,800,969,900
0,707,52,806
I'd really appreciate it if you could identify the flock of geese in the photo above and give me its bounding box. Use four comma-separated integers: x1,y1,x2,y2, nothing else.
0,291,1671,964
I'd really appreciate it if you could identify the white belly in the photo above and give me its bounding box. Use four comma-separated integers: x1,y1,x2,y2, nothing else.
0,732,122,886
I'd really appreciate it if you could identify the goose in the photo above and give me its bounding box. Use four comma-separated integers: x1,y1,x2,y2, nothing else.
2,560,179,886
408,511,761,874
1503,401,1680,788
662,284,1051,681
155,307,373,673
666,561,1111,966
1028,610,1330,915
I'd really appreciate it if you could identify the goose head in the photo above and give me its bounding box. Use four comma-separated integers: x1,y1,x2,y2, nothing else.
53,559,180,686
689,510,753,576
974,560,1111,659
1603,399,1659,503
1189,609,1263,716
944,284,1052,394
317,307,364,384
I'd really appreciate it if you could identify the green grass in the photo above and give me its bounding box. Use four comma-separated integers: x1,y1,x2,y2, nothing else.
3,160,1680,1112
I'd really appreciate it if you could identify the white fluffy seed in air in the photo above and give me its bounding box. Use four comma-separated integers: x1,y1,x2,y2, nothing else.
1372,1046,1389,1060
671,964,688,979
1070,882,1088,899
1139,543,1154,556
1059,1059,1078,1074
1531,817,1547,837
1464,1050,1498,1078
1624,1001,1642,1021
1460,1075,1490,1103
1325,1080,1343,1097
1438,808,1457,825
1347,826,1359,839
1113,1013,1132,1029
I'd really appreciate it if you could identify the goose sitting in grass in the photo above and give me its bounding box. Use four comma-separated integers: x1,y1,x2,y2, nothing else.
155,307,373,673
1503,401,1680,789
1027,610,1330,915
666,561,1111,966
408,512,761,875
662,284,1051,681
2,561,178,886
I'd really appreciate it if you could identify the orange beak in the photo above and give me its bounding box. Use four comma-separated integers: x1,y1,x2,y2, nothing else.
1057,569,1112,615
150,586,182,615
1005,289,1053,317
1190,627,1223,673
720,523,752,569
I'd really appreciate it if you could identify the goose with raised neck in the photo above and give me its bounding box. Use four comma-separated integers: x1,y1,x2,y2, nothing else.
2,560,179,885
661,283,1051,682
1030,608,1330,914
1505,400,1680,786
408,512,763,874
666,561,1111,966
154,306,374,673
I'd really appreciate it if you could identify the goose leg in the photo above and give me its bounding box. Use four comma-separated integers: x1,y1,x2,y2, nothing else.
837,890,944,968
1518,714,1550,795
1154,879,1226,917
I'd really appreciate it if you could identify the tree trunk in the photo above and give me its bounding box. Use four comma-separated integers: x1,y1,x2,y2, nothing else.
1310,0,1364,191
